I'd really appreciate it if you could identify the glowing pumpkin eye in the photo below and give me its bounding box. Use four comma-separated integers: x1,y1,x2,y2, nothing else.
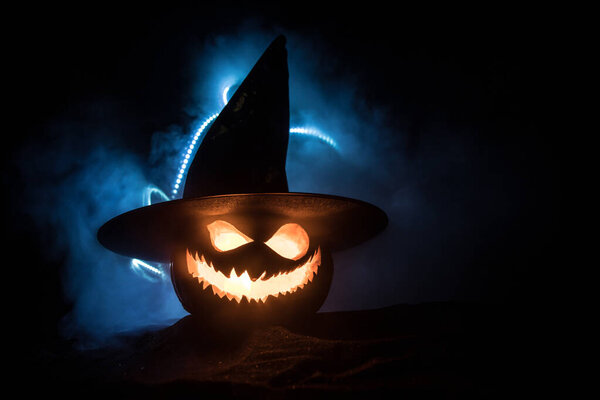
265,223,309,260
207,220,253,252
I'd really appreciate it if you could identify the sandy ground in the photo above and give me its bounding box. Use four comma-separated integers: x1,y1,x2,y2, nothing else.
22,302,534,398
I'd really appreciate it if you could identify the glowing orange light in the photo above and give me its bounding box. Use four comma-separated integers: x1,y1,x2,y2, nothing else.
186,247,321,303
207,220,253,252
265,223,309,260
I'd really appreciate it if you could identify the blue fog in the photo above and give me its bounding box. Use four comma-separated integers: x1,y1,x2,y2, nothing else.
18,28,491,346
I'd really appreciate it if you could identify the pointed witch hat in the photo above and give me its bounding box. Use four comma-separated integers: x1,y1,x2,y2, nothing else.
98,36,387,262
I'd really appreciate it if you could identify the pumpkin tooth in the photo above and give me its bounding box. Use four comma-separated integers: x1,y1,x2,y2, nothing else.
188,247,321,303
186,251,195,274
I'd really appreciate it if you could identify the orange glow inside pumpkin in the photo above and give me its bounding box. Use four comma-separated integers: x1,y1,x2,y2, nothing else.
207,220,310,261
186,247,321,303
207,220,253,252
265,223,309,260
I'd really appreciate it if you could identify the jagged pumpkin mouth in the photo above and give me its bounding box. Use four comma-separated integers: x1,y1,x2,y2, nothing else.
185,248,321,303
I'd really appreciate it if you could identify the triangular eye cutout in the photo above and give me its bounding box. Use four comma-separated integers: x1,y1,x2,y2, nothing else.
265,223,309,260
207,220,253,252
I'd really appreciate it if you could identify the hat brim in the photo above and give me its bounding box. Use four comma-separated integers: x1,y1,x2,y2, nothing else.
97,192,388,262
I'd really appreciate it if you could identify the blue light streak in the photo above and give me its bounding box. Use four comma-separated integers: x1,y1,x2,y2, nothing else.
130,258,165,282
129,186,171,280
143,185,170,206
171,113,219,198
290,127,338,149
222,86,230,106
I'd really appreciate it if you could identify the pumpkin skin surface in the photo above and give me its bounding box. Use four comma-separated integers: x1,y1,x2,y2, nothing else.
171,219,334,325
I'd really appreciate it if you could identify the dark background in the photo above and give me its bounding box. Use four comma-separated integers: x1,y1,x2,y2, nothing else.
4,1,560,354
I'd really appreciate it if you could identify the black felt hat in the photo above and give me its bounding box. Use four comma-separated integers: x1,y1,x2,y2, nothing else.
98,36,387,262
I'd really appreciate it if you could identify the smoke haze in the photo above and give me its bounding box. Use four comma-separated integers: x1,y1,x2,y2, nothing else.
10,20,554,346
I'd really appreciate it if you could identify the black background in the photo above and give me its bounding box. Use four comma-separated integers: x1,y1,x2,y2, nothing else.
4,1,560,353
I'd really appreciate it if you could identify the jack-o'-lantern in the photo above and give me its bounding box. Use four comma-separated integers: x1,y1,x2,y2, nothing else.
170,217,334,324
98,35,387,325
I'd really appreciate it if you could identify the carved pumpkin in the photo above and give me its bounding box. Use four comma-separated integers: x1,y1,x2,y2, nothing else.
171,218,333,323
